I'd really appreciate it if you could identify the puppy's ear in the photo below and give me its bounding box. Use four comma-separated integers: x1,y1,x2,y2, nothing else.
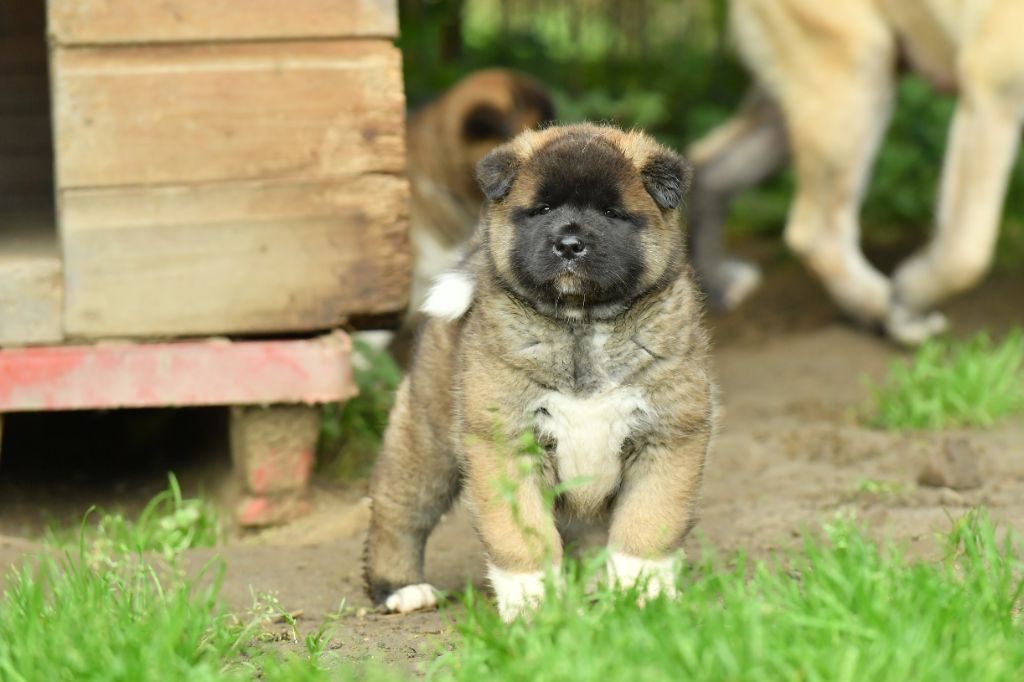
476,147,520,201
641,151,693,210
462,103,511,142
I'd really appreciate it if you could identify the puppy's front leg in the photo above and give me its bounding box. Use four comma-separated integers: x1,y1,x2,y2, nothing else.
462,434,562,623
607,435,708,601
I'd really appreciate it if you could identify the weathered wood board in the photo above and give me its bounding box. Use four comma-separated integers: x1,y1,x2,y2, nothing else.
52,41,405,189
0,211,63,346
61,174,409,337
42,0,410,340
49,0,398,45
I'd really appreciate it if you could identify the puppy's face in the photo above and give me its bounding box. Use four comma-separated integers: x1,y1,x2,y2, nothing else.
477,125,692,318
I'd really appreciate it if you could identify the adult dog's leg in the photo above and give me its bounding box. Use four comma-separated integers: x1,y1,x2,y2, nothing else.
781,68,896,328
687,88,788,309
729,0,898,327
891,42,1024,343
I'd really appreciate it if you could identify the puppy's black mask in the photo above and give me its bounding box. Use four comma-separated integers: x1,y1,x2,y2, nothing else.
511,136,646,309
477,129,689,318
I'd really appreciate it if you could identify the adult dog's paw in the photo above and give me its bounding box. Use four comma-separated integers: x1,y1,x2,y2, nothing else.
886,304,948,346
706,259,762,311
383,583,439,614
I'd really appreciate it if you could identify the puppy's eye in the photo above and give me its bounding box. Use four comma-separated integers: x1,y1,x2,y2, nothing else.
530,204,551,217
604,207,626,220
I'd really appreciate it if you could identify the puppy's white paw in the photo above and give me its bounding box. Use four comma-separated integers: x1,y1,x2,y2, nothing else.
488,564,549,623
886,305,949,346
608,553,679,603
383,583,439,614
421,271,475,321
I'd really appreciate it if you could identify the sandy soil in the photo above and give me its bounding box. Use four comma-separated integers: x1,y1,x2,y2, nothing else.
1,251,1021,674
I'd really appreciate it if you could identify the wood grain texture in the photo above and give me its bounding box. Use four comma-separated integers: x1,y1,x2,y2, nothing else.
60,174,410,338
0,210,63,346
52,40,405,189
49,0,398,44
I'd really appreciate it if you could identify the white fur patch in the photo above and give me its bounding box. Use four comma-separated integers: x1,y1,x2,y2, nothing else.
533,387,649,510
608,553,679,601
420,271,475,321
488,564,548,623
409,226,464,313
383,583,438,614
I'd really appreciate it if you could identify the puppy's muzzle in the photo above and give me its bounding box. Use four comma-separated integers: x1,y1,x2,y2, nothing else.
552,230,587,261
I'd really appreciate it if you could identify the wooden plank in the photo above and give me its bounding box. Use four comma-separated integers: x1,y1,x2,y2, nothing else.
49,0,398,45
52,40,404,189
60,174,410,338
0,332,357,412
0,207,63,346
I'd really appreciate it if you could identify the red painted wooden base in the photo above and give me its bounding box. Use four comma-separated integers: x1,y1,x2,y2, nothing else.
0,332,356,527
0,332,356,411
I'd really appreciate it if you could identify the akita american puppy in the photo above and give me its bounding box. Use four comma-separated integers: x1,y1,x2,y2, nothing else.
365,124,715,622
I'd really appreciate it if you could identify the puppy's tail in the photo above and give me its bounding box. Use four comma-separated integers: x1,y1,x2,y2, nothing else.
420,270,476,321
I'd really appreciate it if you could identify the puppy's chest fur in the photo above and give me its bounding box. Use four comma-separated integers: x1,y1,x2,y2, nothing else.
520,326,655,514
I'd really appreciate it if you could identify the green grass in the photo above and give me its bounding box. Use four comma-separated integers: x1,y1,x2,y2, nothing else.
319,339,402,480
6,487,1023,681
865,328,1024,430
45,474,222,560
2,489,331,682
432,512,1024,682
93,474,222,558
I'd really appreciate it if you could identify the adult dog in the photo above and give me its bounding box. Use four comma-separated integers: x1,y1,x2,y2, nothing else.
688,0,1024,343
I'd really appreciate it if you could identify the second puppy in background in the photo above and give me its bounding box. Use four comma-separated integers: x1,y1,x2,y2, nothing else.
391,69,555,364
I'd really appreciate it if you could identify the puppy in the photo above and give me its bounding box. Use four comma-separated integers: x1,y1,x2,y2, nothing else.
688,0,1024,344
391,69,555,364
365,124,715,622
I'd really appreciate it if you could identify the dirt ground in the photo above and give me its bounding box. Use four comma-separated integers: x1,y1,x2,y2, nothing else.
1,246,1022,674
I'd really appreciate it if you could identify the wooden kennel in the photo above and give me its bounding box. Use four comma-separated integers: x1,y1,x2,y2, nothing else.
0,0,410,525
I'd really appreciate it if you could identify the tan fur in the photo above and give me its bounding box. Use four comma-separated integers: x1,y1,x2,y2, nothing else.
689,0,1024,343
394,69,553,363
365,125,715,617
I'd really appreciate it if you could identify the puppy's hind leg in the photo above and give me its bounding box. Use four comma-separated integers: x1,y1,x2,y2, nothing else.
364,379,462,613
687,88,788,310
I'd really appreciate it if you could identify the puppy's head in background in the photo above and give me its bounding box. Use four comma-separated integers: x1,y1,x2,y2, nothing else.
450,70,555,181
477,124,693,320
408,69,555,209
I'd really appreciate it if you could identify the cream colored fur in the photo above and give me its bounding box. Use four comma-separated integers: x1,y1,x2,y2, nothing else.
689,0,1024,343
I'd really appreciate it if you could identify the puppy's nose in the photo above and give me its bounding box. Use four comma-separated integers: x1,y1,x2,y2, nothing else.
553,234,587,260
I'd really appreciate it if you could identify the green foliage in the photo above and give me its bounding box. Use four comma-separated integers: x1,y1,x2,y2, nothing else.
88,474,222,559
433,513,1024,682
865,328,1024,430
319,339,403,479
